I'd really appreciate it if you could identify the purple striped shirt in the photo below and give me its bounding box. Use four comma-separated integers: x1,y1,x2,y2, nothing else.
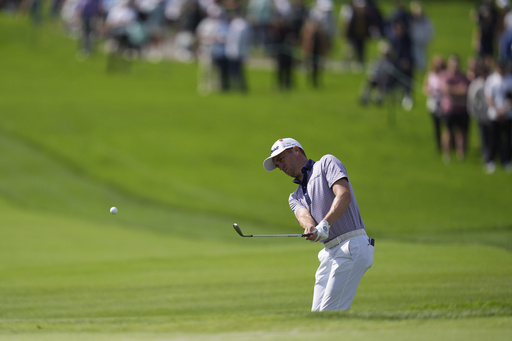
289,154,365,243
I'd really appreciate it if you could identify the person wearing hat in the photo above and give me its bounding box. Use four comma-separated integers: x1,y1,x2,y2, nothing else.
263,138,374,311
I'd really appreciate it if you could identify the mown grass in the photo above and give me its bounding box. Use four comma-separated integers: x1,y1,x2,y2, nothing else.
1,1,512,340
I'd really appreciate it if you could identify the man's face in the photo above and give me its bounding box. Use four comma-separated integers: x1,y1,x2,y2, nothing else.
273,148,303,178
447,57,459,73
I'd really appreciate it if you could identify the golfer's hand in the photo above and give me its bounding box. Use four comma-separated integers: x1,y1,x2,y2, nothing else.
305,225,317,241
307,221,330,242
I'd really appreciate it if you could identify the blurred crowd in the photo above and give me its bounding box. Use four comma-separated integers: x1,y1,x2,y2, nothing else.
1,0,435,94
358,0,433,111
2,0,512,172
423,0,512,173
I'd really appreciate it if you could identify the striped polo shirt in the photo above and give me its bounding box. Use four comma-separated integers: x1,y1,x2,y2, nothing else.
288,154,365,243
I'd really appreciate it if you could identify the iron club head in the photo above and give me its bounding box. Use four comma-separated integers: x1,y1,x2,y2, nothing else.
233,223,247,237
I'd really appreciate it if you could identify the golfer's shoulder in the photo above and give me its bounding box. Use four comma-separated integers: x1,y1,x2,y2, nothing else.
315,155,347,176
317,154,342,166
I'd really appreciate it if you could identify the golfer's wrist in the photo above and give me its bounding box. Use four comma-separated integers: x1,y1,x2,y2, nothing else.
319,220,330,229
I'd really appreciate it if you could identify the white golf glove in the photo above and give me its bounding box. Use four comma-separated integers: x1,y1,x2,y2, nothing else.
313,220,330,242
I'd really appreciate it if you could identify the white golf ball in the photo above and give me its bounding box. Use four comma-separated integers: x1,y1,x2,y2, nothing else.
110,207,118,214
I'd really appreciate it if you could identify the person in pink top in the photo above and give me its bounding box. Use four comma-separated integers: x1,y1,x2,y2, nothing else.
423,55,446,153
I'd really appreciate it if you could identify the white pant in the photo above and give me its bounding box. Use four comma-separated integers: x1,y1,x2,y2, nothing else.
312,234,374,311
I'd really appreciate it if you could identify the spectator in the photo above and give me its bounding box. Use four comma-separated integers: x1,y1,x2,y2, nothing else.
422,55,446,153
226,9,251,92
484,60,504,172
77,0,101,58
164,0,186,29
211,6,230,91
365,0,384,38
282,2,307,78
137,0,167,62
466,56,478,82
309,0,336,52
196,3,222,94
289,0,308,41
494,69,512,172
342,0,371,71
61,0,84,36
467,58,492,164
104,0,139,51
179,0,203,33
409,1,433,72
171,0,203,62
473,0,498,59
484,60,512,172
496,0,510,37
499,10,512,66
439,54,470,162
387,18,414,110
360,40,394,106
271,15,295,90
301,0,333,88
246,0,276,52
389,0,411,32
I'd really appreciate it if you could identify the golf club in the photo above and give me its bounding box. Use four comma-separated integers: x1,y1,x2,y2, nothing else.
233,223,312,238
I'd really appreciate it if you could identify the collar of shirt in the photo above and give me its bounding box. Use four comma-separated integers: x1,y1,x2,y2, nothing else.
293,159,315,184
293,159,315,206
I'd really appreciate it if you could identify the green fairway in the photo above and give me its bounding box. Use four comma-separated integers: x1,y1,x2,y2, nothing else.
1,1,512,340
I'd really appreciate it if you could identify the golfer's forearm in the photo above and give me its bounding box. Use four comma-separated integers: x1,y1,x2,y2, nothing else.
323,192,351,226
295,208,316,231
323,180,352,226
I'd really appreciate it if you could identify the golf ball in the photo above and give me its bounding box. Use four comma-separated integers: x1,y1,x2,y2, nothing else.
110,207,118,214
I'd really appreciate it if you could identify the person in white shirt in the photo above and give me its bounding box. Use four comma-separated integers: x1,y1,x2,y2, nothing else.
196,4,223,94
225,11,251,92
484,61,511,173
485,61,512,172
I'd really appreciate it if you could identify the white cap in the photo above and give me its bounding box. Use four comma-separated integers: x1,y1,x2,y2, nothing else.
263,138,303,171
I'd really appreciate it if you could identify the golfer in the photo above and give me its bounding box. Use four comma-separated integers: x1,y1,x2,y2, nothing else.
263,138,374,311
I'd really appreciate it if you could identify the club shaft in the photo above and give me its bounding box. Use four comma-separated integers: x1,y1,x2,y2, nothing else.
233,223,312,238
245,234,310,237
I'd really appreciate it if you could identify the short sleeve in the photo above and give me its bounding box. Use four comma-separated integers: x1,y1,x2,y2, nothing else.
289,190,306,215
321,155,348,188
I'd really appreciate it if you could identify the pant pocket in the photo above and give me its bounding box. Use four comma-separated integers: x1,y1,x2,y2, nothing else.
318,248,328,263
